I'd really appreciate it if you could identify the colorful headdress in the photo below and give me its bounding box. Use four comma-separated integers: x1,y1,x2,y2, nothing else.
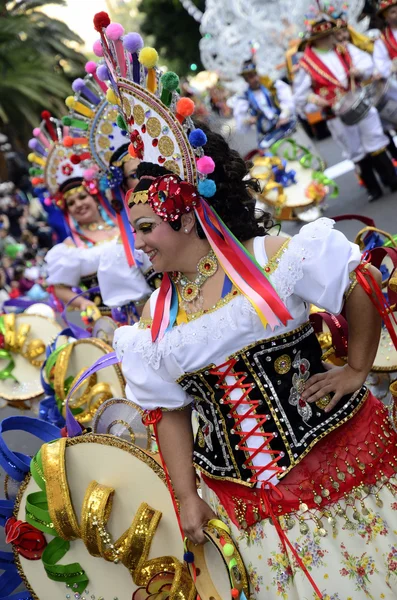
63,65,137,264
64,65,130,183
378,0,397,16
28,111,115,246
93,12,292,340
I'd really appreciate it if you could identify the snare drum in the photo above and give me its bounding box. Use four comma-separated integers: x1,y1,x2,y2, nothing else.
372,78,397,126
334,88,372,125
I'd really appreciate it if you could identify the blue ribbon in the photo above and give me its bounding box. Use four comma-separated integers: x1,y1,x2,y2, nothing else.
0,417,60,482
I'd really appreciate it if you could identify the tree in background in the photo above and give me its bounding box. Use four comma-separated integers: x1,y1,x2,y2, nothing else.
138,0,205,75
0,0,86,147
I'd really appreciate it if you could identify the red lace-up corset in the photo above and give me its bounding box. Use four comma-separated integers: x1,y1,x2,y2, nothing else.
177,322,368,488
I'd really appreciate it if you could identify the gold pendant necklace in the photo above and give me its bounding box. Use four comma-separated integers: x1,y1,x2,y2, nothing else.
172,249,218,304
85,222,114,232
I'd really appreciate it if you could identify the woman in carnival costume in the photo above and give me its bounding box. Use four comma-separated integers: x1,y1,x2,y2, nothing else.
87,12,397,600
29,105,153,323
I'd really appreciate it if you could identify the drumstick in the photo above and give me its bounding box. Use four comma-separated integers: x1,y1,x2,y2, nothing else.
350,72,356,94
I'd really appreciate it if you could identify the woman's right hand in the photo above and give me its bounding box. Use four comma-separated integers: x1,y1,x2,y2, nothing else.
77,297,97,311
179,494,217,545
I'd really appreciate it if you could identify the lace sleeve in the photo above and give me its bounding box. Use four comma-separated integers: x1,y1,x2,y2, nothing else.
271,218,361,314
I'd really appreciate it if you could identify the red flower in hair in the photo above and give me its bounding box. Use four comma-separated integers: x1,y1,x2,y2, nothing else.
5,517,47,560
148,174,199,222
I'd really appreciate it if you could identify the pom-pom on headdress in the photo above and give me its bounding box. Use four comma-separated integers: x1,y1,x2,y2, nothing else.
93,13,292,340
92,12,216,193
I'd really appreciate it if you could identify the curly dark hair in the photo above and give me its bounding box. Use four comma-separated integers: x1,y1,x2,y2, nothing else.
134,122,272,241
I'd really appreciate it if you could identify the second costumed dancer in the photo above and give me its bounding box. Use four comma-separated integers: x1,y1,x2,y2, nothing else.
85,12,397,600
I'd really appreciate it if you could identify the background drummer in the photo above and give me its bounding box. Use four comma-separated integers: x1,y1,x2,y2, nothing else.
373,0,397,78
294,15,397,202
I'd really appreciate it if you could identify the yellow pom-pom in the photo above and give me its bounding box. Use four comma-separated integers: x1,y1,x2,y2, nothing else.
28,153,36,162
139,47,159,69
106,88,119,105
65,96,76,109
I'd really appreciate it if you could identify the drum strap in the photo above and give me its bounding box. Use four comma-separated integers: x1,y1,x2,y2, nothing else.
300,45,352,104
382,28,397,60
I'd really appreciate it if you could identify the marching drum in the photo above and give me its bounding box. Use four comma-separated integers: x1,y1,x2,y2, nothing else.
0,312,62,403
14,434,196,600
251,141,337,222
333,87,372,126
372,78,397,127
52,338,125,425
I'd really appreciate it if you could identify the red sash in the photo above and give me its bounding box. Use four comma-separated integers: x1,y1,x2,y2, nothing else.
300,45,353,105
382,27,397,60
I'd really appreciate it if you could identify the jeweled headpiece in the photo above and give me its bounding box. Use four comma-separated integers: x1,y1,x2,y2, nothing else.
92,12,292,340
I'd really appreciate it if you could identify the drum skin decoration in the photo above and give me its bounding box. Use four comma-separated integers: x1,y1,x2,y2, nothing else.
250,138,338,223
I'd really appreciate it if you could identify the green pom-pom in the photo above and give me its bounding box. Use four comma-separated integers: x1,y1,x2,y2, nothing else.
62,116,72,126
116,114,127,131
161,71,179,92
223,543,235,557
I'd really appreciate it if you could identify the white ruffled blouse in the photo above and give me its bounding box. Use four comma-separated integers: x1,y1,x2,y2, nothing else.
113,219,361,483
45,237,152,308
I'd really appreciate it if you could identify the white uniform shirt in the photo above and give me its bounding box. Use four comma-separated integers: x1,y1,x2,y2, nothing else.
293,43,374,116
233,80,295,133
373,29,397,78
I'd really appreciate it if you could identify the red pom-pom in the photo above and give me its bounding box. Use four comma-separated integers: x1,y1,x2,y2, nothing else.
231,589,239,599
219,536,226,546
41,110,51,119
63,136,74,147
70,154,81,164
176,98,195,118
94,11,111,32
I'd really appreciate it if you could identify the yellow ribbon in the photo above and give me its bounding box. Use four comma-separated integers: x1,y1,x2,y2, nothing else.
2,313,46,368
252,156,288,206
53,345,113,424
42,438,195,600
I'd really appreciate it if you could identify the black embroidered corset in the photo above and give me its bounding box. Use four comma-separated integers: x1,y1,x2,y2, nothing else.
79,273,109,315
177,322,367,488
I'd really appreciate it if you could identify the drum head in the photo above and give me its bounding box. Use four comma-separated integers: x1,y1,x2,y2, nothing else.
54,338,125,424
15,435,192,600
92,316,119,346
0,314,62,402
92,397,151,451
252,158,321,209
372,317,397,372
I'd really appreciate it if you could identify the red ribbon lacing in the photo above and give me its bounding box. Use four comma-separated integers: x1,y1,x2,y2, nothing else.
210,358,324,599
142,409,185,540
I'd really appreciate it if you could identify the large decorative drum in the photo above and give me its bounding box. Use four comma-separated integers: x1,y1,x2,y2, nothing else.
12,434,196,600
0,312,62,403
